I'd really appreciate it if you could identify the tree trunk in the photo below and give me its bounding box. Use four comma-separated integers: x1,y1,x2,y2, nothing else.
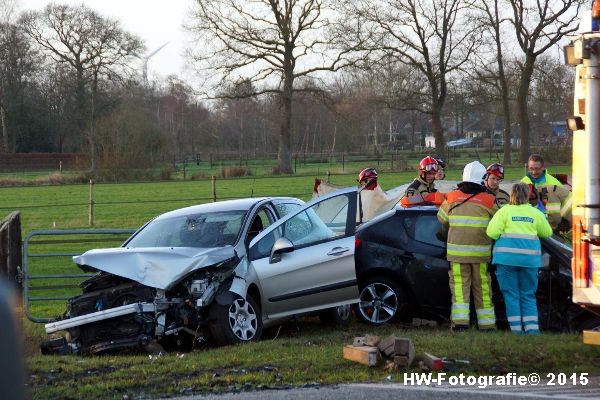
277,69,294,174
0,104,8,152
89,74,98,179
431,106,446,156
517,58,535,163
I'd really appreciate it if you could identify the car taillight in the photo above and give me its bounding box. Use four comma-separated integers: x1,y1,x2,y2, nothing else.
355,237,361,249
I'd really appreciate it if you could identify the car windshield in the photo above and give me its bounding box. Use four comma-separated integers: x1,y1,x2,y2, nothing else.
126,211,247,248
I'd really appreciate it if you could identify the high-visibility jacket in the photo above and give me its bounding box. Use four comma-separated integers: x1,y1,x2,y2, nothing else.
437,187,497,263
404,176,436,198
486,204,553,268
521,171,572,229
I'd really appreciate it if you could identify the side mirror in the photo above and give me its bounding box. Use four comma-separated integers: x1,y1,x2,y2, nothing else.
270,238,294,264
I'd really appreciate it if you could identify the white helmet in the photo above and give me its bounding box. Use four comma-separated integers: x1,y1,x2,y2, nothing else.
462,161,487,185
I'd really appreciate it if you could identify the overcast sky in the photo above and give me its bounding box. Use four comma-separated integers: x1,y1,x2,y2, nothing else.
20,0,197,81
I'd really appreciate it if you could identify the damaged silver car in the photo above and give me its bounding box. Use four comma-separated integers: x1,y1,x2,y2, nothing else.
42,187,359,354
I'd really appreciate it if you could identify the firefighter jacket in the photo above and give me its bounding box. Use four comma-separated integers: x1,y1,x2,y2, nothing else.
488,187,510,208
437,182,498,263
486,204,553,268
521,171,572,229
404,176,436,198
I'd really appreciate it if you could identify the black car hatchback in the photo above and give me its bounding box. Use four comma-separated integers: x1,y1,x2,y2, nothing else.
354,205,600,332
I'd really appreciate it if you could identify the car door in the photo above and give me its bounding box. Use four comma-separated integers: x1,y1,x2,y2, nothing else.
248,188,359,319
400,211,451,312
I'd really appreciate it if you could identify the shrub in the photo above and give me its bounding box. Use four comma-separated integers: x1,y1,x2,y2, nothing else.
191,171,209,181
159,165,175,181
221,166,252,178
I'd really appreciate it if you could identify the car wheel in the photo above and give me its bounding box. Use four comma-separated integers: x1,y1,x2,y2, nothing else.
209,295,263,346
355,277,404,325
319,304,353,326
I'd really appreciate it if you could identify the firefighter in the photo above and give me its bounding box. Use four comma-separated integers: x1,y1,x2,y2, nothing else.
437,161,498,332
404,156,439,198
435,157,446,181
521,154,572,231
357,167,378,190
486,183,553,334
484,163,510,208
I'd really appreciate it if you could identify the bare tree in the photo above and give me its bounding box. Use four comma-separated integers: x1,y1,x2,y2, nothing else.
508,0,583,162
188,0,359,174
21,3,143,177
345,0,481,156
474,0,514,164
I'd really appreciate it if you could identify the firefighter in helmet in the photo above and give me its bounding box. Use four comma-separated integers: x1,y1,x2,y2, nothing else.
434,157,446,181
404,156,439,198
437,161,498,332
357,167,378,190
484,163,510,208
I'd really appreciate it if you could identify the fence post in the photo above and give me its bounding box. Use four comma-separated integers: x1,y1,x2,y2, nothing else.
59,160,63,174
211,176,217,202
391,154,394,170
342,153,345,172
183,160,187,180
327,171,331,182
89,179,94,226
294,156,297,173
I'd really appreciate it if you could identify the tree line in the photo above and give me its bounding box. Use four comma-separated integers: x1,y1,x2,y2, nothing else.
0,0,582,177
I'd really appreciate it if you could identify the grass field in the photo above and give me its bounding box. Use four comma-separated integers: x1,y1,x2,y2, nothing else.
3,161,591,400
26,320,600,400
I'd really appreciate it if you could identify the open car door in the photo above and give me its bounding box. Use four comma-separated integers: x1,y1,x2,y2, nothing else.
248,187,359,319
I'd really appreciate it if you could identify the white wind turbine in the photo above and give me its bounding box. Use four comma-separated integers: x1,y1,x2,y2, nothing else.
134,42,169,88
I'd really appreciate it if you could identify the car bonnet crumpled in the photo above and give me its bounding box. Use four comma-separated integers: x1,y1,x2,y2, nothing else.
72,246,237,290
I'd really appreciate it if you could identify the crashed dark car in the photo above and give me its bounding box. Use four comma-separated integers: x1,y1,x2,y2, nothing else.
42,188,360,354
353,205,600,332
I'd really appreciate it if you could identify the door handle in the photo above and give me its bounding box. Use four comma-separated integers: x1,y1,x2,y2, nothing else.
327,247,350,256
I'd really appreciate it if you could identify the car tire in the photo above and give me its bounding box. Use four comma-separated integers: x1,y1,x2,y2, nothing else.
319,304,353,326
355,276,405,325
209,295,263,346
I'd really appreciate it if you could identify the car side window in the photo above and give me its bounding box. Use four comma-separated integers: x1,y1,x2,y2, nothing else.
406,215,445,248
274,202,303,218
249,193,350,260
246,208,274,245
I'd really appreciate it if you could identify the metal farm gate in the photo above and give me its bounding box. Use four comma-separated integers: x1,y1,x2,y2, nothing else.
21,229,135,323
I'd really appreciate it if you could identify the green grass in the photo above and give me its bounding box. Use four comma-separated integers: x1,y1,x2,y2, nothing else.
25,319,600,400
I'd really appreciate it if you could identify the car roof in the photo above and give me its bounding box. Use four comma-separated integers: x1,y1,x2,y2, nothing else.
155,197,300,220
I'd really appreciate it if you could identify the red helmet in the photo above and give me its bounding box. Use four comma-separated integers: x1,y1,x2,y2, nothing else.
486,163,504,179
358,167,378,190
419,156,439,173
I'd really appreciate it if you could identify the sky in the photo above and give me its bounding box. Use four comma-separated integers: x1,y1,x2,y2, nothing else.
20,0,197,82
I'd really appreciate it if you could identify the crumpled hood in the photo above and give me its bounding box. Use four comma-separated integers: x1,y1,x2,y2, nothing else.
73,246,237,290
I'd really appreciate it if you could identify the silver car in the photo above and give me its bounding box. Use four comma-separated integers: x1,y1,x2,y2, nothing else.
42,188,359,354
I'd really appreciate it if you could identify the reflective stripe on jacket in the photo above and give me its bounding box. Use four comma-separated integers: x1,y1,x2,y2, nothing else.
437,190,497,263
486,204,553,268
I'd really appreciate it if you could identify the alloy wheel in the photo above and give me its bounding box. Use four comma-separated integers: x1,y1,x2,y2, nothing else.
358,282,398,324
228,298,258,341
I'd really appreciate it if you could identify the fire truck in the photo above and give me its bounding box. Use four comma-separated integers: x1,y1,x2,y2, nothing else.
565,1,600,345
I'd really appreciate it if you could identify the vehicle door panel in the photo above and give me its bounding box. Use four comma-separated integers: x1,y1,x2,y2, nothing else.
249,190,359,319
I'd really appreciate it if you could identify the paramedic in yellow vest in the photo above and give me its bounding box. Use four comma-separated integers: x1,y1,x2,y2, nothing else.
437,161,498,332
521,154,572,231
404,156,439,198
486,183,553,334
484,163,510,208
